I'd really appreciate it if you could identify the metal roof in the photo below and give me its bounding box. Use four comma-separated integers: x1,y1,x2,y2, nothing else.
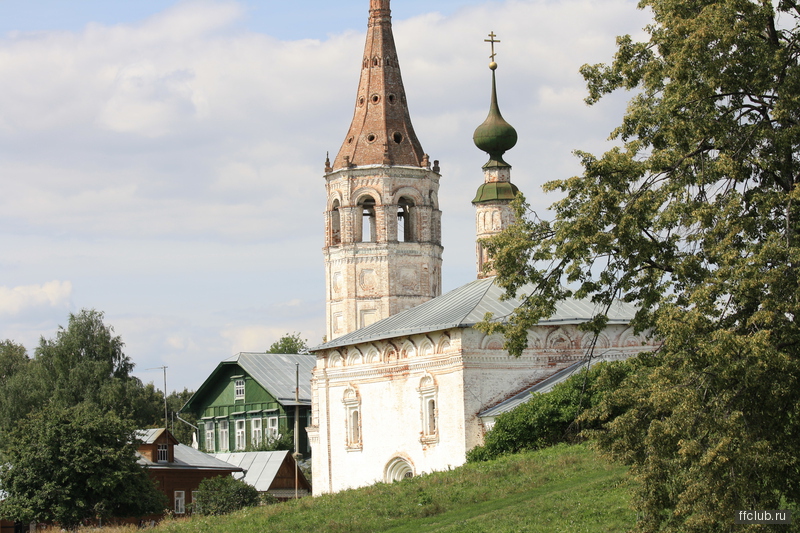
137,443,243,472
227,352,316,405
313,277,638,351
211,451,292,492
478,354,631,419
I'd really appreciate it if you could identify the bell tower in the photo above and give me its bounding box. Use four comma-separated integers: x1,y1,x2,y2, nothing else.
472,32,519,278
323,0,443,341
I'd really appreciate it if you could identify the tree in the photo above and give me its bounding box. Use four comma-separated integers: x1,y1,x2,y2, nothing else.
482,1,800,530
267,332,308,354
0,403,166,529
192,475,265,516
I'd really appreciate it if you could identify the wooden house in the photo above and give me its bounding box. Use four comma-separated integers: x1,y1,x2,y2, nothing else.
180,352,315,456
136,428,242,516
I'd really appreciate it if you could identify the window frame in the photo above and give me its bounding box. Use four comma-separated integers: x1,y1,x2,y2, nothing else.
174,491,186,515
251,418,263,447
157,443,168,463
234,379,245,400
218,420,229,452
235,419,246,450
204,421,215,452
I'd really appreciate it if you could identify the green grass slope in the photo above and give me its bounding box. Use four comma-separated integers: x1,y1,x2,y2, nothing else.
156,444,634,533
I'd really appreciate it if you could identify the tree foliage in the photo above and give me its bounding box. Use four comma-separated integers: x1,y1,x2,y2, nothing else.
467,361,632,463
481,0,800,530
192,475,266,516
267,332,308,354
0,403,166,529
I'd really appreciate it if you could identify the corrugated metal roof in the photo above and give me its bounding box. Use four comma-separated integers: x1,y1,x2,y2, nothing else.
313,277,638,351
229,352,316,405
211,451,289,492
138,444,243,471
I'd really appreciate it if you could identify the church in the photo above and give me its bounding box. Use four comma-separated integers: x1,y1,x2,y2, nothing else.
306,0,658,495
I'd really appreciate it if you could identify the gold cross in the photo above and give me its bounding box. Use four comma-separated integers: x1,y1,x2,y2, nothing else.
485,31,500,61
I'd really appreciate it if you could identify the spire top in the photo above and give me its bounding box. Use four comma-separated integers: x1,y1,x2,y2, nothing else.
473,33,517,168
485,31,500,70
332,0,426,171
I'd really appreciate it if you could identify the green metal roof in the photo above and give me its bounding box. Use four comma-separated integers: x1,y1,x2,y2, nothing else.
472,181,519,203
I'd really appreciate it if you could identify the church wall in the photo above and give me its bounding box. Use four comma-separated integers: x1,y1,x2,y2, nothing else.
308,330,466,495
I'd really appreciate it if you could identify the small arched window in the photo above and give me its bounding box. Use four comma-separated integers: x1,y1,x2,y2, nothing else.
330,199,341,245
397,197,415,242
357,196,377,243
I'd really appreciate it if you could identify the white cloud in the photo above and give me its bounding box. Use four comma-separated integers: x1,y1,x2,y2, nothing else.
0,281,73,316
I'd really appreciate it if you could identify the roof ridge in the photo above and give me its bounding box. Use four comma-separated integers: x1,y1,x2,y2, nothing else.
459,277,498,323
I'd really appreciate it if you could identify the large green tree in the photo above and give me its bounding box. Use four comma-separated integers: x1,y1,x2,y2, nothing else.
0,403,166,529
483,0,800,530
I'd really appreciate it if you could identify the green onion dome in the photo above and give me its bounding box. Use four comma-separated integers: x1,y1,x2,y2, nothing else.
473,69,517,168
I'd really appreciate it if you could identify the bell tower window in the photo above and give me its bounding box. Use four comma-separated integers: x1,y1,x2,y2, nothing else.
357,196,377,243
330,199,341,245
397,197,415,242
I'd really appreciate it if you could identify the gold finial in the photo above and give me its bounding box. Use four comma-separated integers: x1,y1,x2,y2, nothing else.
485,31,500,70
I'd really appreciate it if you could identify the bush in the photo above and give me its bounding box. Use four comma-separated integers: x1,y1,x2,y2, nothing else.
467,360,633,462
192,475,261,516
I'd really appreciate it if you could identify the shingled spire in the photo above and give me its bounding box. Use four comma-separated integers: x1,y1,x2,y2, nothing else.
332,0,426,170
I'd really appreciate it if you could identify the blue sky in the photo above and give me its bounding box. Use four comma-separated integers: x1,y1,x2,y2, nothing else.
0,0,651,393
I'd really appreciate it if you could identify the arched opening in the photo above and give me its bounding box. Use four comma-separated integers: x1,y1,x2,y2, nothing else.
385,457,414,482
330,199,341,245
357,196,377,243
397,197,415,242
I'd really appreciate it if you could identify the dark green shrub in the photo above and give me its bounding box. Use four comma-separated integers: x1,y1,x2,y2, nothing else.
467,360,633,462
192,475,261,516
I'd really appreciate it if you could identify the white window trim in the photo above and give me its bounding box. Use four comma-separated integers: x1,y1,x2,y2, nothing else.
418,376,439,445
219,420,229,452
234,379,245,400
204,421,215,452
235,419,246,450
174,491,186,515
157,443,168,463
267,416,279,440
343,387,362,451
251,418,263,447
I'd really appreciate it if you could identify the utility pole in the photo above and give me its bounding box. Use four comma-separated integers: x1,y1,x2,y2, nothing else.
147,366,169,429
295,362,300,499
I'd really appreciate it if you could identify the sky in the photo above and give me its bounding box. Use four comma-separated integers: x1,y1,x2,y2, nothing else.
0,0,652,394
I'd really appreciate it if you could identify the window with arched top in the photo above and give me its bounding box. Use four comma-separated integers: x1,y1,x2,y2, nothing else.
343,387,362,450
330,199,341,245
385,457,414,482
418,375,439,445
397,197,415,242
357,196,377,243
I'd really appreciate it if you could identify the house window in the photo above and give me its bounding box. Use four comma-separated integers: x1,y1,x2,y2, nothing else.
267,416,279,440
157,443,168,462
252,418,262,447
234,379,245,400
219,420,229,452
343,387,362,450
235,419,246,450
174,491,185,515
418,375,439,445
204,421,215,452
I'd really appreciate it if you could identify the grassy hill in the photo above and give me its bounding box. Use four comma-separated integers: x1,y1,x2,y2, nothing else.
150,444,635,533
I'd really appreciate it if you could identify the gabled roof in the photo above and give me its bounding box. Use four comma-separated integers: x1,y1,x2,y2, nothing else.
313,277,638,351
181,352,316,414
138,444,242,472
211,451,308,492
136,428,178,446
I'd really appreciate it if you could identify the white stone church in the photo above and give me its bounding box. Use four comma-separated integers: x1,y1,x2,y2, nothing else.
306,0,659,495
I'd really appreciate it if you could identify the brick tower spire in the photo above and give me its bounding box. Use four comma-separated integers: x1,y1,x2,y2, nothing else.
323,0,443,341
332,0,426,170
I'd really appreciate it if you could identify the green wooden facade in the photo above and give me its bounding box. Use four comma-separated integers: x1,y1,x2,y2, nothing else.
181,353,314,456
